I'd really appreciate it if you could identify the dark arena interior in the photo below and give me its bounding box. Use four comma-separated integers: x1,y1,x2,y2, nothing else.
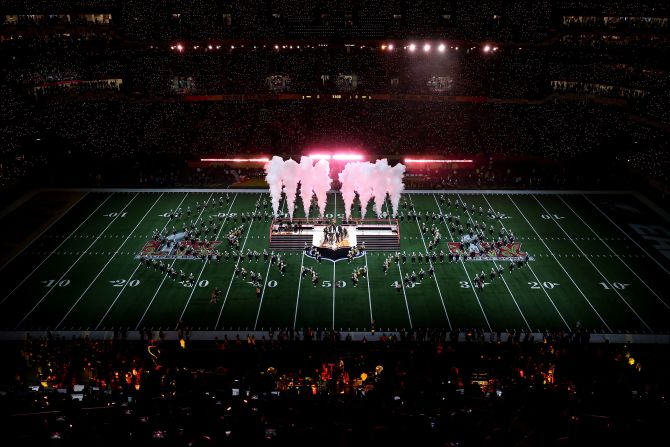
1,1,670,445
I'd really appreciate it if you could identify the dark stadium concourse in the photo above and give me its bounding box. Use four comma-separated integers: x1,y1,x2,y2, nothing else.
0,1,669,446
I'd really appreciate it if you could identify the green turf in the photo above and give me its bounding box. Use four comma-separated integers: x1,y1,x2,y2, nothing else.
0,189,668,334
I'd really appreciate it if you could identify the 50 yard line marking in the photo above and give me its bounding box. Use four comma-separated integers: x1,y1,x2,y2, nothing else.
95,192,190,330
506,194,611,332
215,193,267,330
0,193,112,308
532,194,651,332
558,195,668,310
458,193,529,331
15,193,139,329
135,192,214,330
176,193,238,328
55,193,165,330
433,194,491,331
332,190,336,329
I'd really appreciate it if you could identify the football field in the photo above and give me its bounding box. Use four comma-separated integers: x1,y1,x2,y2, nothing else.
0,189,668,337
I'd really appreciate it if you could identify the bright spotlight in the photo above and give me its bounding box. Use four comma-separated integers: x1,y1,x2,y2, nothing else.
408,43,416,52
483,45,491,53
208,45,213,50
438,43,446,52
423,43,431,52
381,44,387,50
388,43,394,50
176,44,183,51
274,44,279,50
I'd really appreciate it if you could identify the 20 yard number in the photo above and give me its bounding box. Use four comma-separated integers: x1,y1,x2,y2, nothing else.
529,281,560,289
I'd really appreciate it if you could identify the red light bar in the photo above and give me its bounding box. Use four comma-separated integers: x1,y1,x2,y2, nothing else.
200,158,270,163
308,154,365,161
404,158,473,163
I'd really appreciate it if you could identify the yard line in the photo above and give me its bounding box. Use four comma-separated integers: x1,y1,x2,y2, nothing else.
215,193,267,330
292,250,306,330
506,194,612,331
135,192,214,330
0,193,112,308
432,194,492,331
253,248,275,330
15,193,138,329
481,195,571,331
55,193,164,329
363,251,373,326
0,193,89,272
457,194,530,331
332,191,336,329
95,192,190,330
383,200,413,329
532,195,652,332
408,197,452,330
175,194,239,327
558,195,668,310
582,194,670,275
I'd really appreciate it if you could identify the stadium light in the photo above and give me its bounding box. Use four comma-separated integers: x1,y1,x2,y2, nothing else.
200,158,270,163
308,154,331,160
176,44,183,51
388,43,394,50
332,154,364,161
208,45,213,50
408,43,416,52
423,43,431,52
438,43,446,53
483,45,491,53
404,158,473,164
381,44,387,50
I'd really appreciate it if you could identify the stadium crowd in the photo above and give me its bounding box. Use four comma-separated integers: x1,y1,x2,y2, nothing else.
1,329,667,446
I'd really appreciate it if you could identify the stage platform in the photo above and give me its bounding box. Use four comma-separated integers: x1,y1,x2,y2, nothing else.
269,218,400,252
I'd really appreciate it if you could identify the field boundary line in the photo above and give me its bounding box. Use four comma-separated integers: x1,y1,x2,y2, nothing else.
55,193,165,329
457,194,530,331
215,193,267,330
559,195,669,310
15,193,138,329
135,192,214,330
583,194,670,275
0,192,88,272
507,194,611,331
95,193,190,330
176,194,239,327
481,195,571,331
433,194,492,331
0,193,110,307
532,195,652,332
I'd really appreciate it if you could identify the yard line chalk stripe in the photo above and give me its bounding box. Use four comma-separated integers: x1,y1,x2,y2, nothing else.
506,194,611,331
292,250,306,330
532,195,652,332
95,193,190,330
481,194,571,331
135,192,214,330
0,193,89,272
0,193,113,308
384,199,413,329
558,195,669,310
254,194,283,330
215,193,267,330
55,193,164,329
404,197,452,330
458,193,529,331
176,194,238,327
363,250,373,327
433,194,492,331
15,193,138,329
582,194,670,276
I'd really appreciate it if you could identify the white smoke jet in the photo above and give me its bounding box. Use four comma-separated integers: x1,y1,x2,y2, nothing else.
338,162,357,218
387,163,406,217
312,159,332,218
298,156,316,218
356,162,375,218
264,156,285,216
372,159,391,217
282,158,300,220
